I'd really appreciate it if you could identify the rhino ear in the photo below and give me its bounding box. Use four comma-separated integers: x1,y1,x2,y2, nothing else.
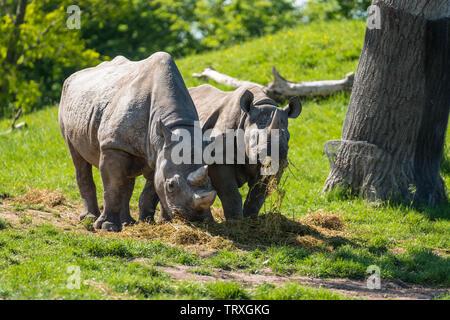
283,96,302,119
239,89,254,113
158,118,173,145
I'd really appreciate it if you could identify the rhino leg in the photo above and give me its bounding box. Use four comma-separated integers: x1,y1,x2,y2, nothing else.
67,141,100,221
120,177,136,226
202,208,214,221
157,201,173,222
139,178,159,223
243,177,271,217
209,165,243,220
94,149,134,232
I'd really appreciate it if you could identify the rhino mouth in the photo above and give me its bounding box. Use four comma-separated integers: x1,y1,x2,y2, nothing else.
162,166,216,221
167,206,211,222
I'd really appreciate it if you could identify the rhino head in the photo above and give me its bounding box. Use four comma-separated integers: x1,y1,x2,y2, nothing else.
239,90,302,171
154,120,216,221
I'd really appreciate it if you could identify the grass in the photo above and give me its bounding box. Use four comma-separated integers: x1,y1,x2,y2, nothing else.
0,19,449,299
0,223,349,299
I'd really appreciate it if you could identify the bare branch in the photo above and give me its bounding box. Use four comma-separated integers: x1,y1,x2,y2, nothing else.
267,67,354,100
11,106,23,130
0,107,27,135
192,66,354,101
193,67,263,89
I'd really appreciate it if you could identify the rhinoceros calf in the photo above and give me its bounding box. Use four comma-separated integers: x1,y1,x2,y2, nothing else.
188,84,301,219
59,52,216,232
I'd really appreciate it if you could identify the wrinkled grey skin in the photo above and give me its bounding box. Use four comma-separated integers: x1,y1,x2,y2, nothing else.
188,84,301,219
59,52,216,232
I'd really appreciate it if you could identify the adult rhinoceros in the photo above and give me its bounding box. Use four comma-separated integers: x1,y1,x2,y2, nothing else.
188,84,301,219
59,52,216,232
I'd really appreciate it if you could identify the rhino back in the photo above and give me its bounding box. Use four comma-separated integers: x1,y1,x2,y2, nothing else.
59,52,198,167
189,84,277,135
189,84,244,135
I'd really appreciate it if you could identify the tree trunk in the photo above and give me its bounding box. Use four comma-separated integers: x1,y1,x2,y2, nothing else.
324,0,450,206
5,0,27,66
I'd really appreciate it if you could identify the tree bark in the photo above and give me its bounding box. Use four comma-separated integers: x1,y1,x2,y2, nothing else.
324,0,450,206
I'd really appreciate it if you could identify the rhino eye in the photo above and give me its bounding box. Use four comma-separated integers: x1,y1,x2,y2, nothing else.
166,180,176,193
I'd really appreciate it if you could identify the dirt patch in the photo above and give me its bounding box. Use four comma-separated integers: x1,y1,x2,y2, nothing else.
153,264,449,300
0,192,82,231
432,248,450,258
82,280,135,300
390,247,407,255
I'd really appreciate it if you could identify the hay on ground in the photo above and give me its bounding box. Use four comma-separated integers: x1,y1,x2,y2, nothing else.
106,209,345,252
300,210,344,230
12,189,67,207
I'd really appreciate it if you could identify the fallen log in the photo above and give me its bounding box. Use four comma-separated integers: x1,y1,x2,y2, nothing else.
193,67,263,89
0,107,27,135
193,66,354,101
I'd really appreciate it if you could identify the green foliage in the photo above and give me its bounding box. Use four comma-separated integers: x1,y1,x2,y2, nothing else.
0,218,11,230
194,0,300,49
78,0,201,60
0,0,100,117
205,281,249,299
253,282,347,300
81,216,95,232
303,0,372,21
0,0,302,117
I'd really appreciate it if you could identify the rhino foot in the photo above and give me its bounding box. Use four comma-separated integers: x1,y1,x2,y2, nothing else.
94,215,122,232
79,211,99,221
225,213,244,220
139,214,155,223
242,209,259,218
121,216,136,226
101,221,122,232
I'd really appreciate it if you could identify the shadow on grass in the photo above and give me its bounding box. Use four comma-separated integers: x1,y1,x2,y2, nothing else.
441,152,450,175
325,184,449,221
334,245,450,286
196,212,355,251
414,203,450,221
194,214,449,286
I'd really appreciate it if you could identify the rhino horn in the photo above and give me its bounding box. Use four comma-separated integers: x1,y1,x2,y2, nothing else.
192,189,217,211
187,165,209,186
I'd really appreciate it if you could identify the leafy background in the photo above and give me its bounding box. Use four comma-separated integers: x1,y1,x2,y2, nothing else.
0,0,371,117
